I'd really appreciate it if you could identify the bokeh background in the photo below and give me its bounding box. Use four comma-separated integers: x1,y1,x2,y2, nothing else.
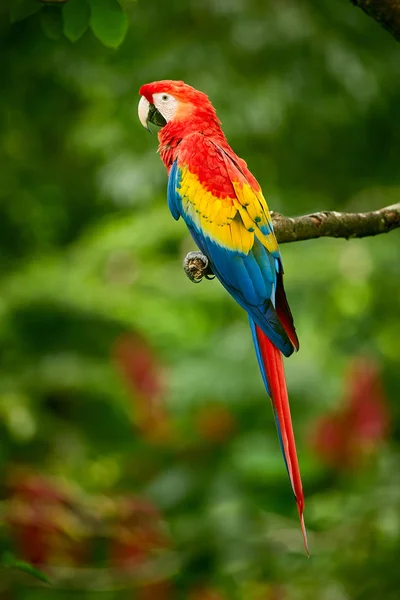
1,0,400,598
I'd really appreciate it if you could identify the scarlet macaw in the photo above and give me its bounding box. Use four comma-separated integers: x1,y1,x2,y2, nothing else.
138,80,308,553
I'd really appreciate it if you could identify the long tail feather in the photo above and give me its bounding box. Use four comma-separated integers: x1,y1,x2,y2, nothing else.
249,318,309,555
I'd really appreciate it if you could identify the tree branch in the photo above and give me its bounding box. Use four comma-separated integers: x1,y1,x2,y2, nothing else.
270,202,400,243
352,0,400,42
183,203,400,281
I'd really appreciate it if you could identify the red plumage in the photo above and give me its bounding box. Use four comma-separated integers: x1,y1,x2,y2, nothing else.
255,326,307,553
139,80,308,553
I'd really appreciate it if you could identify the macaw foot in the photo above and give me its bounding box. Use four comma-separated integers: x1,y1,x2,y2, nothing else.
183,251,215,283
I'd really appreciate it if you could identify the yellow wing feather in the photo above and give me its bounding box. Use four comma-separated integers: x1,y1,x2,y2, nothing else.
232,182,278,254
177,165,278,255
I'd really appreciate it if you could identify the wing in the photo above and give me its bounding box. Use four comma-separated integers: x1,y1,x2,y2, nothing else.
168,133,298,357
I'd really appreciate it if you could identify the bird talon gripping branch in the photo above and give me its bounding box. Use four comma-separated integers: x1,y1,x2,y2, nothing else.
138,80,309,554
183,251,214,283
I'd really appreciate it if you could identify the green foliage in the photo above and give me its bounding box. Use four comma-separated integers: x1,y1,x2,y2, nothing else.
2,552,51,584
1,0,400,598
40,5,63,41
10,0,42,23
89,0,128,48
63,0,91,43
8,0,128,47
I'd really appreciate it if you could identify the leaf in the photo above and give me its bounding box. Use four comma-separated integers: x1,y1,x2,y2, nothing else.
13,560,51,584
1,552,51,584
89,0,128,48
41,6,63,40
63,0,91,42
10,0,42,23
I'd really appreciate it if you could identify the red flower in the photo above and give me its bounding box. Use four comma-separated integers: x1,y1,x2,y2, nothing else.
6,470,87,566
312,357,390,469
113,334,171,442
109,496,170,570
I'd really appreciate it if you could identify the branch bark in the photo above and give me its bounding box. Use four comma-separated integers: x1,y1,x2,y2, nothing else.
270,202,400,243
352,0,400,41
183,203,400,281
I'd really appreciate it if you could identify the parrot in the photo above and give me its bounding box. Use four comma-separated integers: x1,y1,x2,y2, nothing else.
138,80,308,554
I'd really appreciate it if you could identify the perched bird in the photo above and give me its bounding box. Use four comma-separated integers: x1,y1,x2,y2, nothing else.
138,80,308,553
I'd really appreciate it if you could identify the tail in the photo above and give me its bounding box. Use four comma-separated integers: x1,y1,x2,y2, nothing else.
249,318,309,555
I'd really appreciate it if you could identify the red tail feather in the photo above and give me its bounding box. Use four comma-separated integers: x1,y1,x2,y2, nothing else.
256,326,308,555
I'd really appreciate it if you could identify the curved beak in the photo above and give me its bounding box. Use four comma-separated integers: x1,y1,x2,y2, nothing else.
138,96,151,131
138,96,168,132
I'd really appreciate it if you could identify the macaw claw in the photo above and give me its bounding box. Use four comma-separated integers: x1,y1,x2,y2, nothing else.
183,251,215,283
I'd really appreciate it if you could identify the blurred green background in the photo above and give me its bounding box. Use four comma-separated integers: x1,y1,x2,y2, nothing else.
1,0,400,598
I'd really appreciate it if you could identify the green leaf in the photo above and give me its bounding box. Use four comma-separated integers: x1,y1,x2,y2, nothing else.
2,552,51,584
89,0,128,49
63,0,91,42
10,0,42,23
13,560,51,584
41,6,63,40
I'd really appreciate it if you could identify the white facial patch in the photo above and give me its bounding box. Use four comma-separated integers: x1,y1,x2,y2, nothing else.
152,92,178,123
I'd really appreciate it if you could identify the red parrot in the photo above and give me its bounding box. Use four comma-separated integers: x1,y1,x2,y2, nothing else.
138,80,308,553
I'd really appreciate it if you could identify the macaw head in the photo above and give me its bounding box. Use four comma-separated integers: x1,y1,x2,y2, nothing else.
138,80,220,135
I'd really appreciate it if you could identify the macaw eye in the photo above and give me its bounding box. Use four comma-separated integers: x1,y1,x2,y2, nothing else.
161,94,169,101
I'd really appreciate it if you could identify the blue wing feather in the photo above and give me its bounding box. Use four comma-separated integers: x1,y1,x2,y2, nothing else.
167,160,181,220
